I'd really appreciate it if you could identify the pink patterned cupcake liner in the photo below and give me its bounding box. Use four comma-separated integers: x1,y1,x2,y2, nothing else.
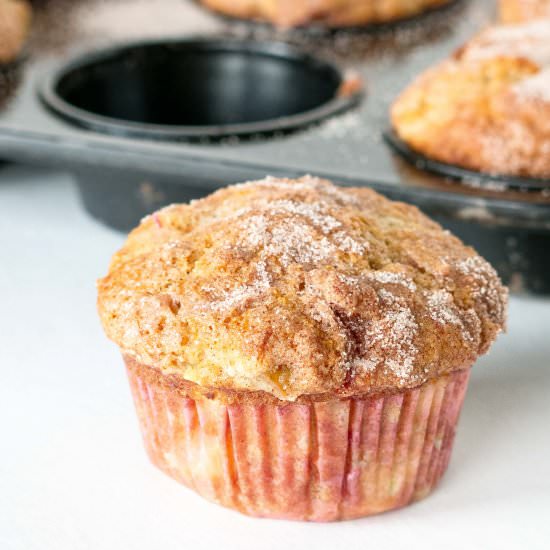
126,359,470,521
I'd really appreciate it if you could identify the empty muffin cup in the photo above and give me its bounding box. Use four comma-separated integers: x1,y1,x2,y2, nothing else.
39,38,362,140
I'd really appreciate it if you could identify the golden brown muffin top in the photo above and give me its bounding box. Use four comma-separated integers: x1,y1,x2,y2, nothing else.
200,0,451,28
391,19,550,179
98,176,507,401
461,19,550,102
460,18,550,64
456,21,550,172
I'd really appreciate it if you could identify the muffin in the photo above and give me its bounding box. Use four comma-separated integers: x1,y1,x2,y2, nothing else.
391,19,550,180
97,175,507,521
199,0,452,28
500,0,550,22
0,0,31,65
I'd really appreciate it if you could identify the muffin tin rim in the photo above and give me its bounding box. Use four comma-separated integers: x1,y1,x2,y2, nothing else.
38,36,363,141
383,128,550,193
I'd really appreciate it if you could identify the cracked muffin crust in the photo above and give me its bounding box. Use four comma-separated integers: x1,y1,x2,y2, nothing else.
0,0,31,64
391,19,550,179
98,176,507,402
199,0,452,28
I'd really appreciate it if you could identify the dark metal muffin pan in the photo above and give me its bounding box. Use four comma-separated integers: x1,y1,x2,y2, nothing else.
384,129,550,192
0,0,549,294
40,39,360,140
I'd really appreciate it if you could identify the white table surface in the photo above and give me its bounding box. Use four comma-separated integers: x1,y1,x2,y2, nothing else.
1,165,549,550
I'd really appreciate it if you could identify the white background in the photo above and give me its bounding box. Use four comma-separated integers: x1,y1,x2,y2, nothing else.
1,166,549,549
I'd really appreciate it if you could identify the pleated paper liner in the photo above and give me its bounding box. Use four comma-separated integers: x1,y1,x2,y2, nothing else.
125,357,470,521
384,128,550,193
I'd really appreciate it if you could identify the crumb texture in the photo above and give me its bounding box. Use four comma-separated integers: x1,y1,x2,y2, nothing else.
199,0,451,27
391,18,550,179
98,176,507,401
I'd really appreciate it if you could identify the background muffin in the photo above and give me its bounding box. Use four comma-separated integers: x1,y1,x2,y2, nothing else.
0,0,31,65
98,176,507,521
500,0,550,22
391,19,550,179
199,0,452,28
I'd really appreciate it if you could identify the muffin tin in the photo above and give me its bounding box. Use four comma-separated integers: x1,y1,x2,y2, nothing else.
40,39,360,140
0,0,549,293
384,129,550,193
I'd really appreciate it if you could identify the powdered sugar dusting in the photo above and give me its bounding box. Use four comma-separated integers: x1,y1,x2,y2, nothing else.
233,189,367,266
372,289,419,379
334,232,366,255
461,18,550,107
351,357,378,374
197,177,430,381
259,199,343,232
478,118,542,174
426,289,461,325
241,214,337,267
514,67,550,101
456,256,508,324
199,179,367,313
462,19,550,67
329,287,418,381
367,271,417,291
425,289,477,343
202,260,271,313
236,175,360,206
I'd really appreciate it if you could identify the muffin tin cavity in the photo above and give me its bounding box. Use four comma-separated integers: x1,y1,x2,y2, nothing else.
384,129,550,192
40,39,361,141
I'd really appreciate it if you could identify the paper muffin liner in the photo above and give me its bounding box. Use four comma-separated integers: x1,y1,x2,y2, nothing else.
125,359,470,521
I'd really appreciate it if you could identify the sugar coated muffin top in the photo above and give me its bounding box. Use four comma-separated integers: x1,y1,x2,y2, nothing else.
98,176,507,401
391,18,550,179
